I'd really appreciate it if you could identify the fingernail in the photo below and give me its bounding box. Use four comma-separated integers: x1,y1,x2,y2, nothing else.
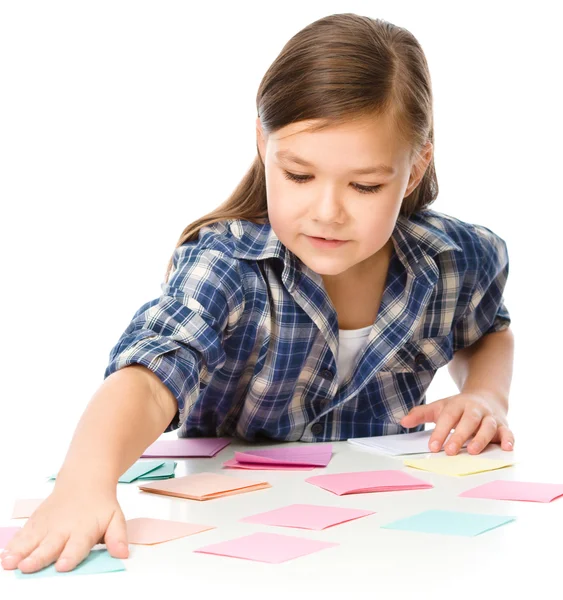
446,443,457,454
1,554,17,563
430,441,440,452
470,443,481,453
505,441,513,450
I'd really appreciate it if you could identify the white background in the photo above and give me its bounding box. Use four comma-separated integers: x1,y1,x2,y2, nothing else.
1,0,561,501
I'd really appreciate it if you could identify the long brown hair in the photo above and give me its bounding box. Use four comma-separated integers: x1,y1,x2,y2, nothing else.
164,13,437,282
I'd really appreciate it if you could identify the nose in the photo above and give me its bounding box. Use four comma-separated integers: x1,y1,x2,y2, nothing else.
310,188,345,224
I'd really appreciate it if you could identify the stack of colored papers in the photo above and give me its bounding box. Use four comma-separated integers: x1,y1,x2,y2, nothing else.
223,444,332,470
138,472,271,500
305,470,432,495
141,437,231,457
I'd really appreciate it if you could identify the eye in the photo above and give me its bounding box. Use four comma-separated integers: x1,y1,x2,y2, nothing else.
282,170,383,194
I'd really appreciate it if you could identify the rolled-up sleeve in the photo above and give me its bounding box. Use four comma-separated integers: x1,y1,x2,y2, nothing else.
104,243,244,431
452,226,511,353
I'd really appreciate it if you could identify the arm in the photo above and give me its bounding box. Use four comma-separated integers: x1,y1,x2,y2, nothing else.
56,364,177,489
447,327,514,413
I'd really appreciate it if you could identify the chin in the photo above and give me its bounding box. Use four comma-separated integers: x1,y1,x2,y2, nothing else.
298,255,350,276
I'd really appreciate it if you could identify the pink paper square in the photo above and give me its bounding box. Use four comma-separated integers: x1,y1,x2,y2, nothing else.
222,458,314,471
241,504,375,530
126,518,215,544
194,532,338,563
459,480,563,503
305,470,433,495
233,444,332,467
0,527,21,549
142,438,231,458
11,499,44,519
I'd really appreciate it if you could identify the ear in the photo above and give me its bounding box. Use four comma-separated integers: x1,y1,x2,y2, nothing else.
404,141,433,198
256,116,267,163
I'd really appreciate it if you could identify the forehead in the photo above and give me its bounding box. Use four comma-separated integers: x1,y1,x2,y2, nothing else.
269,113,411,166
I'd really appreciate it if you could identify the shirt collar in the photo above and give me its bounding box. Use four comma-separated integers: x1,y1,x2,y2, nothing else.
229,211,462,289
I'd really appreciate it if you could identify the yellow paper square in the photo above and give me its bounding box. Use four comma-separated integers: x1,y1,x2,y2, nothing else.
403,455,514,476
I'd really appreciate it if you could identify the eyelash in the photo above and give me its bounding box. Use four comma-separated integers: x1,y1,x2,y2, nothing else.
282,170,383,194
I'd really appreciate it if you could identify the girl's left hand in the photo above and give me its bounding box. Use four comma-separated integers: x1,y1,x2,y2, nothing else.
399,392,514,455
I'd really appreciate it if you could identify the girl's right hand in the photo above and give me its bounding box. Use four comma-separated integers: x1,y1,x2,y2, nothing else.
0,484,129,574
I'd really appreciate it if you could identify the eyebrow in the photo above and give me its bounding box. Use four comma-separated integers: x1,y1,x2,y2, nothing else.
274,149,396,176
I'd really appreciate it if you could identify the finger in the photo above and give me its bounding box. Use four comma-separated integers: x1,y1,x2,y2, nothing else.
54,531,100,573
103,509,129,559
446,407,487,455
0,524,44,570
497,424,515,451
16,532,69,574
466,414,498,454
400,402,441,428
428,404,463,452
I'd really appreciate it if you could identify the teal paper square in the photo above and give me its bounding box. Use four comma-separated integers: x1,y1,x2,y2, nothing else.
382,509,515,536
118,460,165,483
137,460,177,480
15,549,125,578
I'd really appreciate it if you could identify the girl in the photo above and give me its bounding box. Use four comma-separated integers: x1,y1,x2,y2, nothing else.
2,12,514,575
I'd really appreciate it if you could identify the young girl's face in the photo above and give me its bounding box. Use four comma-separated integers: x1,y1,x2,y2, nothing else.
256,112,431,282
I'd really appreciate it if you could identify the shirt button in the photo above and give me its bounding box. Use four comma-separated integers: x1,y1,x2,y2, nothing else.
319,369,334,380
414,352,426,366
311,423,324,435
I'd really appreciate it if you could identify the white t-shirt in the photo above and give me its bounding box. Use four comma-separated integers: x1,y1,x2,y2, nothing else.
337,325,373,385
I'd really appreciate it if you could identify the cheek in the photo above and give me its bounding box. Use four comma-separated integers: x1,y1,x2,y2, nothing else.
355,200,400,242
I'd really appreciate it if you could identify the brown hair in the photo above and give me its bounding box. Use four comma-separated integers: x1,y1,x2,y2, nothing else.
164,13,437,282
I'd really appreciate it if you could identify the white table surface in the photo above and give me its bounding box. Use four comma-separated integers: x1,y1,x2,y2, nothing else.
1,433,562,599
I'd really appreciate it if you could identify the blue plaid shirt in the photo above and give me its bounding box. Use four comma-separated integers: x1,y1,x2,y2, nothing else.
104,209,511,442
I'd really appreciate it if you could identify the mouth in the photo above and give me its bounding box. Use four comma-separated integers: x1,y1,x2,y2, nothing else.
306,235,349,248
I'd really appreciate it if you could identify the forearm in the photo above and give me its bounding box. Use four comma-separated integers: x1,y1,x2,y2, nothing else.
447,328,514,412
56,365,178,489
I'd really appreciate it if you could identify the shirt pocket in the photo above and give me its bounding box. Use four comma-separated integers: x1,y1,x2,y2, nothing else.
378,335,454,373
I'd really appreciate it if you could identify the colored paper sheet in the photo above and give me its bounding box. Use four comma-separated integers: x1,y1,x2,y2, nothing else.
126,517,215,544
0,527,21,549
241,504,375,530
305,470,432,496
404,455,514,477
382,509,515,536
141,438,231,458
459,480,563,502
11,499,44,519
138,472,271,500
49,460,177,482
15,549,125,578
194,532,338,563
118,460,165,483
137,460,177,480
348,430,468,456
223,458,314,471
233,444,332,467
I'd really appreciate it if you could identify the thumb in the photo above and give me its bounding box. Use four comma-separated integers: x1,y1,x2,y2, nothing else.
104,507,129,559
400,402,440,427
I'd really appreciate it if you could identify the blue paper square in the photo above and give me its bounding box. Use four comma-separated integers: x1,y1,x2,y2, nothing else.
382,509,515,536
15,549,125,578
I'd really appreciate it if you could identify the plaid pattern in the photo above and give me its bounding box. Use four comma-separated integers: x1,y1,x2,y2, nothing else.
104,209,511,442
